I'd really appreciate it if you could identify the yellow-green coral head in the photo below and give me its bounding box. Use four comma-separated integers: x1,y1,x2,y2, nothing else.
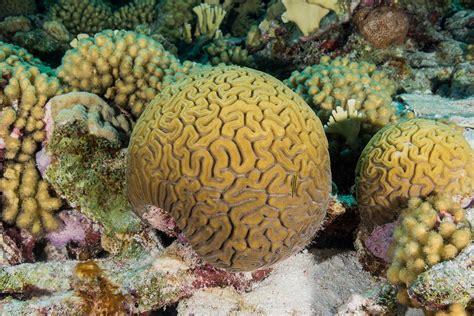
127,65,332,272
355,118,474,231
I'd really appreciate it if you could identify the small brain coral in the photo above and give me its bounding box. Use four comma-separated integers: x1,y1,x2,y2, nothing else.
0,42,63,235
127,66,332,271
387,195,472,314
285,56,398,133
356,119,474,231
353,6,409,49
57,30,193,118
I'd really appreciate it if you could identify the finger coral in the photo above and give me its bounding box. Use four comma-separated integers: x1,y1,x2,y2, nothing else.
57,30,195,118
285,56,398,134
204,37,254,67
127,65,332,272
386,194,472,314
355,118,474,232
48,0,114,36
0,42,63,235
113,0,158,30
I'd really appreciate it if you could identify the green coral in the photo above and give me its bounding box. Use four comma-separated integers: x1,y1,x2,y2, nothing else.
0,0,36,21
45,92,141,234
204,36,254,66
153,0,199,42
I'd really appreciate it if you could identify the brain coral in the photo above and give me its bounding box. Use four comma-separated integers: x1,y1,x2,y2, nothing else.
285,56,398,133
57,30,194,118
355,119,474,231
127,66,332,271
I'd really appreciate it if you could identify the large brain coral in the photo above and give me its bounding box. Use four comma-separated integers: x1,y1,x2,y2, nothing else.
356,119,474,231
127,66,332,271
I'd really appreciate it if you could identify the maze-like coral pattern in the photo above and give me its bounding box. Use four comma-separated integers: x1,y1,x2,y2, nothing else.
127,66,331,271
356,119,474,231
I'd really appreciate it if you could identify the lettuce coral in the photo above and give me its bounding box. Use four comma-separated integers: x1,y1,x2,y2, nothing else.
57,30,194,118
0,42,63,235
127,65,332,272
355,118,474,232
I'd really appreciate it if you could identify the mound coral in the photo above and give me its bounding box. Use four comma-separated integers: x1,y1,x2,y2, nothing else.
386,195,472,314
285,56,398,134
44,92,141,234
49,0,114,35
57,30,194,118
0,42,63,235
0,0,36,21
353,6,409,49
127,65,332,272
355,118,474,232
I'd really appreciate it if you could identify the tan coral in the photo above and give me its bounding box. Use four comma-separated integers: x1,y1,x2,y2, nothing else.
127,65,332,272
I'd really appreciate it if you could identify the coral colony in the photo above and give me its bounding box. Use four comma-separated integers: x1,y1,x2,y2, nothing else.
0,0,473,315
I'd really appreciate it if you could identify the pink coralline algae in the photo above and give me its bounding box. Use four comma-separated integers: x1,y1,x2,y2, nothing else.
365,222,396,263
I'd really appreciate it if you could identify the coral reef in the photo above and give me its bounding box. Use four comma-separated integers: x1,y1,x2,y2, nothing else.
0,0,36,21
153,0,199,42
57,30,194,118
0,42,63,235
355,118,474,232
191,3,227,40
285,56,398,134
43,92,141,234
127,65,331,272
353,6,409,49
386,195,472,314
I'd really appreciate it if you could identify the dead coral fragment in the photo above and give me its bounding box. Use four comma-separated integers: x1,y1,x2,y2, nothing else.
353,6,409,49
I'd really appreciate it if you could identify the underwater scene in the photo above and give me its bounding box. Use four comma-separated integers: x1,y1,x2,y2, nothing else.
0,0,473,315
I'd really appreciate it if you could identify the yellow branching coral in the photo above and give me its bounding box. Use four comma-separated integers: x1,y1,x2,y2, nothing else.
193,3,227,39
127,66,331,272
0,42,63,235
355,118,474,232
113,0,158,30
281,0,341,36
387,194,472,314
57,30,194,118
285,56,398,133
49,0,114,35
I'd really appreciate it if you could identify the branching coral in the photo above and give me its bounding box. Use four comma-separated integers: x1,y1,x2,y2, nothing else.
355,118,474,232
57,30,194,118
204,37,254,66
113,0,158,30
48,0,114,35
324,99,364,149
0,42,62,235
386,194,472,315
285,56,398,133
127,65,331,271
192,3,227,39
